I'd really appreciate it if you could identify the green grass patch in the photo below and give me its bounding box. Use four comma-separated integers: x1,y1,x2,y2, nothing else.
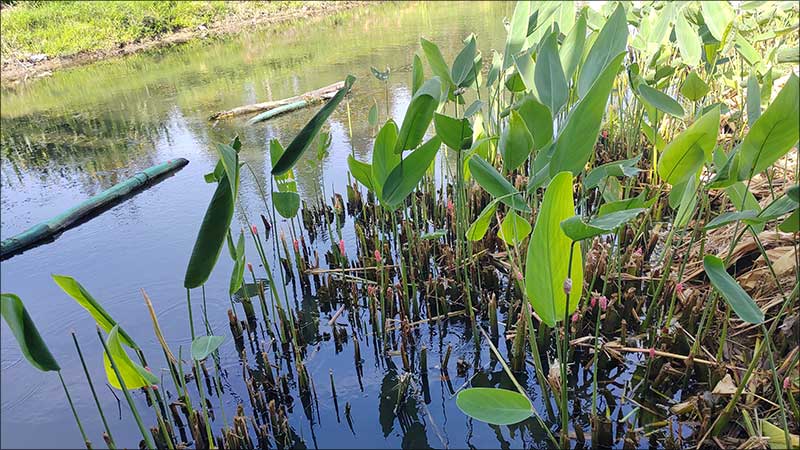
0,1,302,60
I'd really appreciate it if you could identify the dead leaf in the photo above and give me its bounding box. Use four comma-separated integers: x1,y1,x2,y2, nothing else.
712,373,737,395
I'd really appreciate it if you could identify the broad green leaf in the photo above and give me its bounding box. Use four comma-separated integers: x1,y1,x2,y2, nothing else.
229,230,246,296
456,387,532,426
1,293,60,372
273,191,300,219
535,32,568,115
500,111,534,172
104,326,159,390
788,185,799,203
498,210,532,246
525,172,583,327
747,73,761,125
675,174,699,228
551,53,624,176
560,11,587,80
452,35,478,88
584,156,641,189
674,12,702,67
513,49,536,92
779,210,799,232
348,155,374,192
434,113,472,150
52,275,137,349
503,1,531,71
560,208,645,241
468,156,529,213
704,211,759,230
191,335,225,361
701,1,734,42
638,84,684,118
420,38,453,86
517,95,553,150
395,77,442,153
704,255,764,324
464,100,483,118
411,54,424,95
371,120,400,198
382,137,441,209
737,74,799,180
680,71,710,101
599,191,654,215
734,33,761,67
760,420,800,450
466,200,498,241
184,173,235,288
657,106,720,185
272,75,355,175
578,4,627,98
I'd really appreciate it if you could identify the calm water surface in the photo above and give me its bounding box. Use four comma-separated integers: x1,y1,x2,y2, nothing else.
1,3,649,448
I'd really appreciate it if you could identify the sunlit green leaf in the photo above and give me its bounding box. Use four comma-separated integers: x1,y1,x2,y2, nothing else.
104,326,159,390
53,275,137,348
551,53,624,176
578,4,627,98
498,210,532,246
456,388,532,426
466,200,499,241
680,71,710,101
657,106,719,185
526,172,583,327
638,84,684,118
737,74,799,180
371,119,400,198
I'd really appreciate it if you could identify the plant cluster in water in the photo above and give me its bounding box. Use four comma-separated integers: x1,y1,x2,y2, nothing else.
2,1,799,449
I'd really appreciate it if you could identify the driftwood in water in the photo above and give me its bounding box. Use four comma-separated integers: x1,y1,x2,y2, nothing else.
209,81,345,121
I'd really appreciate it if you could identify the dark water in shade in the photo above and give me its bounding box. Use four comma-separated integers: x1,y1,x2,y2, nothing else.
0,3,663,449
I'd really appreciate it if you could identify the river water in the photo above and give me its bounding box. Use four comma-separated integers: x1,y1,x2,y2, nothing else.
1,2,649,448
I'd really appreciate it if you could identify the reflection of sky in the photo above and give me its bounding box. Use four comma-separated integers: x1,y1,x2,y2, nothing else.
0,3,666,449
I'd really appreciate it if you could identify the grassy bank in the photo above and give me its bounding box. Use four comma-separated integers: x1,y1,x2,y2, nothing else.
0,1,359,82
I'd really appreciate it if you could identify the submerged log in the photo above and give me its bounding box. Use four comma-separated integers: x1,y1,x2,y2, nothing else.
209,81,345,121
1,158,189,259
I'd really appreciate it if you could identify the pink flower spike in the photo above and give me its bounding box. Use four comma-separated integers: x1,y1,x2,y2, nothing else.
152,385,158,391
515,270,523,281
374,249,382,263
784,376,791,390
571,312,580,323
247,262,253,273
590,296,597,308
293,239,300,252
563,278,572,296
339,239,346,256
676,282,684,294
599,296,608,311
633,247,643,256
648,348,656,359
251,224,258,235
447,199,454,214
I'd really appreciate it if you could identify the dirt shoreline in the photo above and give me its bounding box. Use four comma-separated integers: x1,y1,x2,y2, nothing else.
0,1,366,86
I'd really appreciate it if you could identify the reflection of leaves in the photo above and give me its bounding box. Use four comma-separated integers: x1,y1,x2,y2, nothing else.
379,370,400,437
401,422,431,450
232,280,267,302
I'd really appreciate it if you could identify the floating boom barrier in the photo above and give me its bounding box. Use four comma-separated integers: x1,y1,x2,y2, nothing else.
1,158,189,259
